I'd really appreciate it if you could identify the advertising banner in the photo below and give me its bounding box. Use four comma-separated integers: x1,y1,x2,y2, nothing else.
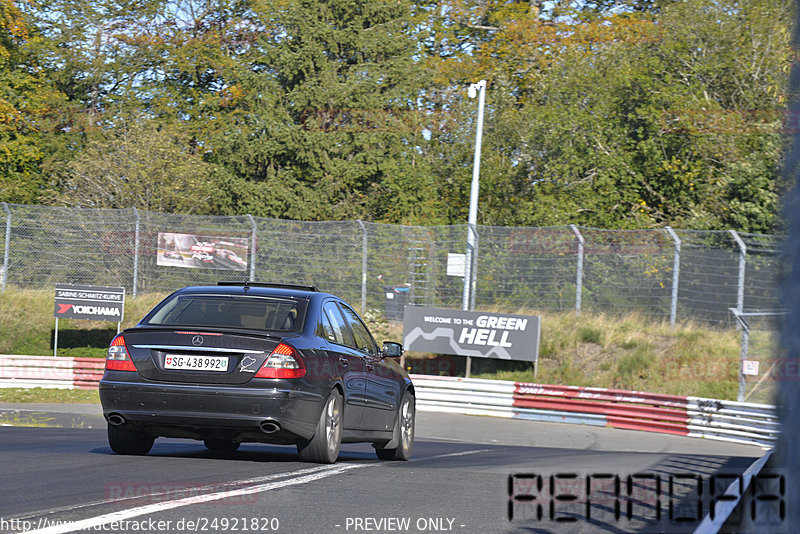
157,233,248,271
54,284,125,322
403,306,540,362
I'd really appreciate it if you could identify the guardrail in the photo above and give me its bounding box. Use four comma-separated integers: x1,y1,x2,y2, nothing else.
410,374,779,449
0,355,104,390
0,357,779,447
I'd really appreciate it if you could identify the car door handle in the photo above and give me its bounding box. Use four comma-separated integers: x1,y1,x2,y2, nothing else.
339,358,348,367
366,363,374,371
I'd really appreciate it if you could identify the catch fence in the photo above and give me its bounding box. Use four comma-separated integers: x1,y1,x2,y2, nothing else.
0,203,784,328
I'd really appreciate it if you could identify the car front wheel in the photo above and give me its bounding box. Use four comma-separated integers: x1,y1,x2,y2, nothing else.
375,391,415,461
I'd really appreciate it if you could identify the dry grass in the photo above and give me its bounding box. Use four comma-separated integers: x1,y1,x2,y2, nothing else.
0,288,166,357
529,311,741,399
0,387,100,403
0,289,745,400
364,307,743,399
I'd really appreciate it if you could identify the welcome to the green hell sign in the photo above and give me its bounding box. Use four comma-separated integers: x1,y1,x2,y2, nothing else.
402,306,540,362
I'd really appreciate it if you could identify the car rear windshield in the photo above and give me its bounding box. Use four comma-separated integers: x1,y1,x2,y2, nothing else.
143,294,307,332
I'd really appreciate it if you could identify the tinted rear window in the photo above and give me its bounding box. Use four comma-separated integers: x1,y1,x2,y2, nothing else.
143,294,307,332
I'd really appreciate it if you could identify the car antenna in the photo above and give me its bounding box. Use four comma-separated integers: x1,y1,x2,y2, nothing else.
242,280,250,292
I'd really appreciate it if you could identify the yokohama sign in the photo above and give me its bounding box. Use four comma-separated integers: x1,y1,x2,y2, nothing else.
54,284,125,322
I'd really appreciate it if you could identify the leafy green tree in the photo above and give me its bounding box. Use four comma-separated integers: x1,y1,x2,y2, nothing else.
111,0,258,122
651,0,793,232
8,0,148,204
22,0,138,114
25,0,258,209
410,1,675,228
0,0,68,203
2,0,792,233
208,0,444,223
56,119,217,212
428,0,793,231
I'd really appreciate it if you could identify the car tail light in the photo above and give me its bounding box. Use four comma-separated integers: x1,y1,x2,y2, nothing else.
255,343,306,379
105,334,137,372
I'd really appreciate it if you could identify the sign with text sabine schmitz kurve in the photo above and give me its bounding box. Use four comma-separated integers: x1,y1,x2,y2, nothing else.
54,284,125,322
402,306,540,362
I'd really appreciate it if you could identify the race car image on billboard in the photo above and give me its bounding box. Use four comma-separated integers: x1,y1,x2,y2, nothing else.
157,233,249,271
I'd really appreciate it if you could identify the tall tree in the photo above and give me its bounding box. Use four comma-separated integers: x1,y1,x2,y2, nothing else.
2,0,792,232
421,0,793,231
209,0,442,223
56,118,216,212
27,0,258,210
0,0,72,203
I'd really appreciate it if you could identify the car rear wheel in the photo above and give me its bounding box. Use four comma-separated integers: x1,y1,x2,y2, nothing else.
297,390,342,463
204,438,240,452
108,424,155,455
375,391,415,461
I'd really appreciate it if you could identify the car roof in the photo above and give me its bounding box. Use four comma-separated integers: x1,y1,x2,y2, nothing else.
173,284,335,301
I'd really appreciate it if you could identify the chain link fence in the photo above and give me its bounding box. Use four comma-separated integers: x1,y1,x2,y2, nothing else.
0,203,784,329
730,310,786,404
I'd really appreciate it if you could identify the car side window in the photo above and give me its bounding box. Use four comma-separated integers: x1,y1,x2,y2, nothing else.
317,311,336,342
322,301,354,347
339,304,378,356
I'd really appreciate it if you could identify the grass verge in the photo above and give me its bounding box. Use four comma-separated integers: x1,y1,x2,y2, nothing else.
369,309,751,401
0,388,100,404
0,289,763,403
0,288,165,357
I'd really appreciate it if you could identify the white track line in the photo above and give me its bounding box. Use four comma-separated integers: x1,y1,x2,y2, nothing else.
410,449,491,462
10,464,339,523
24,464,364,534
693,448,776,534
22,449,490,534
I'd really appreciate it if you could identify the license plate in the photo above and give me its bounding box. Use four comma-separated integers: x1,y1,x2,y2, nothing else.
164,355,228,372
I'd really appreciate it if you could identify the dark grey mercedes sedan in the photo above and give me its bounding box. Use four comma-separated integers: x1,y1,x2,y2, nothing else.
99,282,414,463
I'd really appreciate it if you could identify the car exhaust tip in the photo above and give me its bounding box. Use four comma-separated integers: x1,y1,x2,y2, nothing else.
259,420,280,434
107,413,126,426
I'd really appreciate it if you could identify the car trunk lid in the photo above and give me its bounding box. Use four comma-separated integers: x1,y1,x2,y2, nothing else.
122,328,287,384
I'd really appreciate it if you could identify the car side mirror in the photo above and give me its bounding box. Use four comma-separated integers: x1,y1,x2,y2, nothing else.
382,342,404,359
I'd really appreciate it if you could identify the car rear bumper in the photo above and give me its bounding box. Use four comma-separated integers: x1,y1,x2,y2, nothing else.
99,379,322,442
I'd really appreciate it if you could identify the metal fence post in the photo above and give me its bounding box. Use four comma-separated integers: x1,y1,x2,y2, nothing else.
470,227,478,311
357,220,368,314
461,225,480,377
247,215,257,282
462,224,478,312
1,202,10,292
132,208,140,298
569,225,584,316
665,227,681,327
729,230,747,317
730,308,749,402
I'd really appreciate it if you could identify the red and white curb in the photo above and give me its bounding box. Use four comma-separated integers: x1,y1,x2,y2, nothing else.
411,374,777,448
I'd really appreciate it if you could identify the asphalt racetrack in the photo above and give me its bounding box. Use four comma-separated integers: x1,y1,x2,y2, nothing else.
0,406,765,534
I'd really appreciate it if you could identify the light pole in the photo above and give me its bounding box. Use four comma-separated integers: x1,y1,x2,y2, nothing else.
462,80,486,313
462,79,486,378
